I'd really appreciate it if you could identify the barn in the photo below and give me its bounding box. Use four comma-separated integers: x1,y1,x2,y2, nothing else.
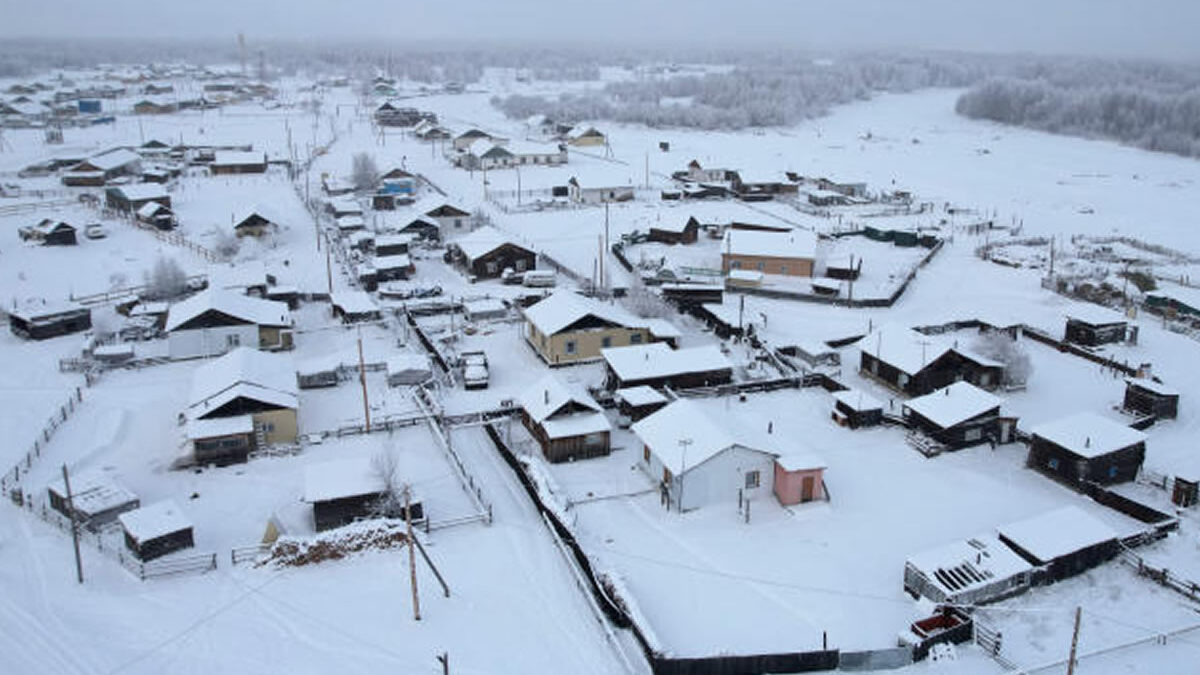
1064,309,1129,346
118,500,195,561
997,506,1120,583
8,301,92,340
648,216,700,245
1026,411,1147,486
519,375,612,463
602,343,733,390
1123,377,1179,420
902,382,1014,450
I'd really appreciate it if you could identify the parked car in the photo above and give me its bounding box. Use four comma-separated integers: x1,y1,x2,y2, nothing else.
460,351,489,390
84,223,108,239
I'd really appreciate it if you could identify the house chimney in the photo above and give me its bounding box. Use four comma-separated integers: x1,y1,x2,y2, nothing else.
768,421,773,434
945,387,950,396
544,389,549,405
1085,436,1090,448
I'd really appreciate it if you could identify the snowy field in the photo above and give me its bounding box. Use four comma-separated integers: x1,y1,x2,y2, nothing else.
2,64,1200,674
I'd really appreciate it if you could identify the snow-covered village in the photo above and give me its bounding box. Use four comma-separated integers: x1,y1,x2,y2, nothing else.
3,4,1200,674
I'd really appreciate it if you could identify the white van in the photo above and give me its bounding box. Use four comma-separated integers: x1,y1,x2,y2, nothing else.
521,270,556,288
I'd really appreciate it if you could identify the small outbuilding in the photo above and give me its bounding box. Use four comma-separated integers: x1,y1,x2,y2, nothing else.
614,386,670,425
19,219,77,245
1123,378,1179,420
773,451,827,506
997,506,1120,583
463,297,508,322
304,459,422,532
902,382,1013,450
904,536,1033,605
602,342,733,390
1064,309,1129,347
330,290,381,323
48,471,140,531
118,500,195,561
831,389,884,429
1026,412,1147,486
8,301,92,340
386,354,433,387
519,375,612,463
453,226,536,279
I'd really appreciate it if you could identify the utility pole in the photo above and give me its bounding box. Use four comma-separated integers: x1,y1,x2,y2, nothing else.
404,485,421,621
325,247,333,294
61,464,84,584
436,653,449,675
1066,606,1082,675
604,203,610,288
357,326,371,433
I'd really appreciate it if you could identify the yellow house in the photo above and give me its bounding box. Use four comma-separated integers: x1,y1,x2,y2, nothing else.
186,347,299,465
524,291,652,365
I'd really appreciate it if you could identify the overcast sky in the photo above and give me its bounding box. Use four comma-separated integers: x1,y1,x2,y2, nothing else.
4,0,1199,60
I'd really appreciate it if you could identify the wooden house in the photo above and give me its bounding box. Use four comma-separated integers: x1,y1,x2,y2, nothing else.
47,471,140,531
375,234,412,257
296,355,343,390
136,201,176,230
399,217,441,242
452,128,503,152
118,500,194,561
8,301,92,340
105,184,170,214
858,325,1005,396
831,389,883,428
997,506,1119,583
1026,412,1147,486
424,203,471,238
564,124,606,147
232,206,283,237
1064,310,1129,346
721,228,819,277
132,98,177,115
330,290,381,323
210,151,268,175
186,347,299,464
523,290,651,365
303,459,423,532
519,375,612,463
632,400,777,512
1123,378,1179,419
648,216,700,245
614,386,669,425
19,219,77,245
374,253,414,281
65,149,142,186
904,536,1033,605
902,382,1014,450
601,343,732,390
164,289,293,359
453,226,536,279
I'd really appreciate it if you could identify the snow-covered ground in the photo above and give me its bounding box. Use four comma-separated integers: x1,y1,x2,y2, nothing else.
3,66,1200,673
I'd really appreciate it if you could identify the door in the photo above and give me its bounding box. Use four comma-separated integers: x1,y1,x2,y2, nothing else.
801,476,815,502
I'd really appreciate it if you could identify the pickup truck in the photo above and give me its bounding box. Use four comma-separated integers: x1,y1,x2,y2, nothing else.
460,350,489,390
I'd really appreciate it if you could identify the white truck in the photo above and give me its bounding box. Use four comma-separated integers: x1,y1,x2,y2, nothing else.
460,350,489,390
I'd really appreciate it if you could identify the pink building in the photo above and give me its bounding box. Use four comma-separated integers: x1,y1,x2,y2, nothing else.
773,453,827,506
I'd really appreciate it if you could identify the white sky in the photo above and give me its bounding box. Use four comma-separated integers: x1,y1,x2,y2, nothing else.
3,0,1199,61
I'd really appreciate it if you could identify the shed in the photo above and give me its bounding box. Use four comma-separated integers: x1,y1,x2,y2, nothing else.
1123,378,1178,420
105,184,170,213
136,201,175,229
1026,412,1147,486
902,382,1013,450
773,451,827,506
9,301,92,340
374,253,414,281
859,324,1005,396
387,354,433,387
519,375,612,462
375,233,413,257
118,500,195,561
602,342,733,390
232,206,284,237
296,355,343,389
19,219,77,245
210,151,267,175
1064,309,1128,346
997,506,1120,583
831,389,883,429
648,216,700,245
614,386,669,424
330,291,381,323
47,472,140,531
303,459,422,532
904,537,1033,605
186,415,256,465
463,297,508,322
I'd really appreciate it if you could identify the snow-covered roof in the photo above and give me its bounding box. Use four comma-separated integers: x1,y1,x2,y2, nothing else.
303,458,386,503
212,151,264,167
463,297,507,317
110,183,167,202
903,382,1003,429
186,414,254,440
543,412,611,440
906,536,1033,600
998,506,1118,562
329,196,362,214
728,269,764,282
165,289,291,331
210,260,269,291
832,388,883,413
47,471,138,518
644,318,682,340
233,204,286,230
632,399,772,474
375,233,413,249
524,291,644,336
1065,304,1129,327
1030,411,1147,458
455,226,528,261
615,386,669,408
1124,377,1179,397
335,215,365,230
602,343,732,383
86,148,140,171
387,354,431,376
374,253,412,271
859,324,1003,376
135,201,169,218
330,290,378,315
188,347,298,416
775,450,826,472
520,374,603,425
118,500,191,541
722,228,816,260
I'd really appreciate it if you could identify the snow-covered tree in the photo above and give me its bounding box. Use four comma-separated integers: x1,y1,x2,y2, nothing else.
971,331,1033,387
142,255,189,301
351,152,378,192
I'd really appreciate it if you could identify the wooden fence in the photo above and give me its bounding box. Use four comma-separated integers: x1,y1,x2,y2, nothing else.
1,387,84,496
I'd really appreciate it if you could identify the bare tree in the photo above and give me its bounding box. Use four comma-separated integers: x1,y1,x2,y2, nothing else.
971,331,1033,387
142,255,189,300
351,152,379,192
369,450,405,519
621,285,672,318
211,226,241,261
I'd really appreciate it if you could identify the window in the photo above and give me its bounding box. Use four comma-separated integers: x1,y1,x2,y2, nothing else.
565,340,577,354
630,333,643,345
602,336,612,348
731,260,742,270
486,262,498,274
780,265,789,275
1109,465,1119,478
454,218,463,229
756,262,765,271
226,334,240,348
964,427,982,442
663,467,672,483
1048,457,1060,470
745,471,761,489
515,259,527,272
644,446,650,462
